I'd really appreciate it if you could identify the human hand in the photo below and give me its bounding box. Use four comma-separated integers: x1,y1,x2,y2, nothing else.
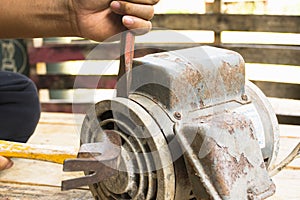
0,156,13,171
70,0,159,41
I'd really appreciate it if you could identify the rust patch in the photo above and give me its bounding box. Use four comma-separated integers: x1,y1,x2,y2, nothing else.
200,139,254,197
194,115,212,124
219,60,245,94
248,123,256,140
170,61,204,109
168,91,180,109
194,112,251,135
199,99,205,108
153,53,169,58
181,65,204,88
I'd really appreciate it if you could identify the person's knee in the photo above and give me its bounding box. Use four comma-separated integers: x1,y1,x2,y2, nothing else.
0,71,41,142
17,76,41,142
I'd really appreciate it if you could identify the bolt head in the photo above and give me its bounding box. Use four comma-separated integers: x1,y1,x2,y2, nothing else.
241,94,248,101
174,112,182,120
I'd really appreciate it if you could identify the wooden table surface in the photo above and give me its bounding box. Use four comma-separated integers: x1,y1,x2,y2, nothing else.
0,112,299,200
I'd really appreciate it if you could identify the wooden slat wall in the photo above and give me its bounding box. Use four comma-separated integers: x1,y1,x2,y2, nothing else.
29,43,300,66
152,14,300,33
30,74,117,90
28,1,300,125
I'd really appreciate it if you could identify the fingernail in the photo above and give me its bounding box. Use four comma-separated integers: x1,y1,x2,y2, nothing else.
110,1,121,10
4,161,13,169
123,16,134,25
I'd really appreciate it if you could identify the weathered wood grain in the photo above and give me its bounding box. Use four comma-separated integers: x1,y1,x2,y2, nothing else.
152,14,300,33
31,74,117,90
0,183,93,200
29,44,300,66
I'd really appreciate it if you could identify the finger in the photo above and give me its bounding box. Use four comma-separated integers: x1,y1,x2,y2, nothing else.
110,1,154,20
0,156,13,171
121,0,159,5
122,16,152,35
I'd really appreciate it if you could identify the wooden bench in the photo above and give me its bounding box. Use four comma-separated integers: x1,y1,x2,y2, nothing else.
0,112,298,199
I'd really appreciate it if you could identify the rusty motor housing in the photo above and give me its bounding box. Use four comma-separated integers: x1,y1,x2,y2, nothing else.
81,46,279,199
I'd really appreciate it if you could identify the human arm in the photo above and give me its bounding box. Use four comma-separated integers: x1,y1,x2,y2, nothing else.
0,0,158,41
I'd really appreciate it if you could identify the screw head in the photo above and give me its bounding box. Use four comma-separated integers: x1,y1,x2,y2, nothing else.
174,112,182,120
241,94,248,101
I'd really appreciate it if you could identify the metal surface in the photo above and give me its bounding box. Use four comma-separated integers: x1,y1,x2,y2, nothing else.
80,98,175,200
61,131,121,191
117,31,135,98
131,46,276,199
175,112,276,199
131,46,277,168
77,46,278,199
130,94,194,200
245,81,280,169
131,46,246,119
61,31,135,191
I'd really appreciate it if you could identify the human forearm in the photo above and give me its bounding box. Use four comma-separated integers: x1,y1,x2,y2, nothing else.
0,0,158,41
0,0,76,39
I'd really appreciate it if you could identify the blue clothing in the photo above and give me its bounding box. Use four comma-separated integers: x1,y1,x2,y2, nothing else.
0,71,40,142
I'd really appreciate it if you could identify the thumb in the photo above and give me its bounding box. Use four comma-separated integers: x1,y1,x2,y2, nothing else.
0,156,13,171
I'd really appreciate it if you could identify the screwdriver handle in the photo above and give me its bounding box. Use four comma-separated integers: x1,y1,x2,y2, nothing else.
0,140,78,164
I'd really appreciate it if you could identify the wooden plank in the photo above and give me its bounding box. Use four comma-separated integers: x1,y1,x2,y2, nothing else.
29,44,300,66
31,74,117,89
251,81,300,99
151,44,300,67
246,63,300,85
268,130,300,200
279,124,300,139
0,183,93,200
152,14,300,33
224,44,300,66
268,98,300,125
269,98,300,117
274,137,300,168
276,115,300,126
41,102,92,113
28,43,168,64
35,60,120,75
269,169,300,200
38,112,85,126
